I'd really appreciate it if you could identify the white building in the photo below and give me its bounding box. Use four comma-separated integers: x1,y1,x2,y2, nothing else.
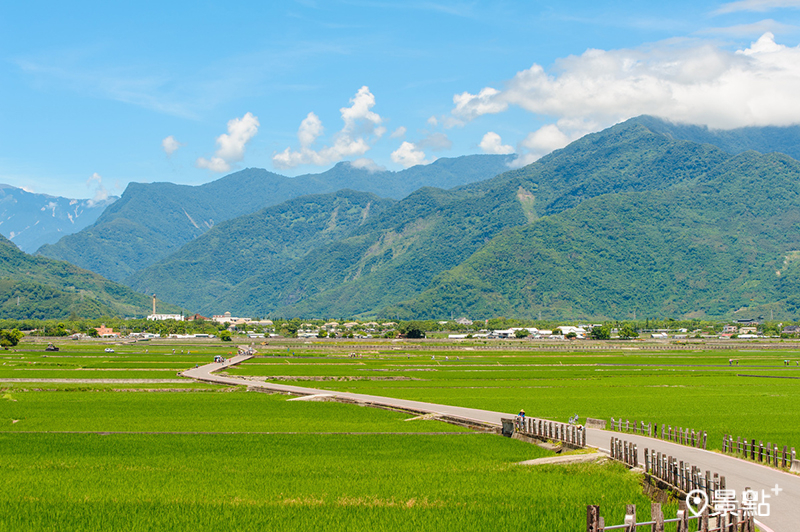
147,314,183,321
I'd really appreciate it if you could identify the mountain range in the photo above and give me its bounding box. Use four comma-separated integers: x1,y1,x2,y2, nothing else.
23,115,800,320
37,155,512,281
0,185,116,253
130,116,779,319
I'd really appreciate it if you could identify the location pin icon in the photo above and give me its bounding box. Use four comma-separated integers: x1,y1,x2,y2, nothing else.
686,489,710,517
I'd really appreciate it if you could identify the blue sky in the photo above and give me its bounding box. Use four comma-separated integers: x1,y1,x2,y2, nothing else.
2,1,800,199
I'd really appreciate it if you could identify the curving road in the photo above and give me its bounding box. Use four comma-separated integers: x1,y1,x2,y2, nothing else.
183,356,796,532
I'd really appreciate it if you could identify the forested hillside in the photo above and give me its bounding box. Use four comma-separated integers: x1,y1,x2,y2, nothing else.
390,150,800,320
135,119,738,317
37,155,511,281
127,190,394,312
0,235,180,319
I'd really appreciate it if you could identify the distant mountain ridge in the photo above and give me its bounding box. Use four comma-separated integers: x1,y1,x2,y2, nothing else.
131,118,731,318
33,116,800,320
0,184,117,253
37,155,513,281
629,116,800,160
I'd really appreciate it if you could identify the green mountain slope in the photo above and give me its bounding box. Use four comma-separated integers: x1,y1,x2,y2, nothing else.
127,190,394,313
37,155,511,281
390,150,800,320
0,235,180,319
190,119,727,317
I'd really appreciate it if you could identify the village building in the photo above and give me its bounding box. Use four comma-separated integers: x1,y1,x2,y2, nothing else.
94,324,120,338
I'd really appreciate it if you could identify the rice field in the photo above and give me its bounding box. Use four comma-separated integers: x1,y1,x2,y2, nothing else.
0,432,660,531
3,338,794,530
224,347,800,450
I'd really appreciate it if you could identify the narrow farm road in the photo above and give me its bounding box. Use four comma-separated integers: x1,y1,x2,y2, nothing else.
183,357,797,532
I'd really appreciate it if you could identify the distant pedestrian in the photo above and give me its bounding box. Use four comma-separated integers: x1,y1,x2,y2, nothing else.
518,409,526,423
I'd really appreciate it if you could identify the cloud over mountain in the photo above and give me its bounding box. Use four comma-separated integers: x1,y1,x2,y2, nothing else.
196,112,259,173
273,86,386,169
453,33,800,165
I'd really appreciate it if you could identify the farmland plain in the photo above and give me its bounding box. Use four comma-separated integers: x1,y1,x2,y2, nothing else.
224,344,800,450
3,338,797,531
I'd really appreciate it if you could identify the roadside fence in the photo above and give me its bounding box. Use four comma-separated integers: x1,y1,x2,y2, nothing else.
722,434,799,472
609,437,727,499
610,417,708,450
512,416,586,447
586,502,755,532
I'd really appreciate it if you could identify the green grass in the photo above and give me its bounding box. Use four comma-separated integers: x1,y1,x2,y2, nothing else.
3,341,784,531
0,432,662,532
0,390,468,433
225,349,800,449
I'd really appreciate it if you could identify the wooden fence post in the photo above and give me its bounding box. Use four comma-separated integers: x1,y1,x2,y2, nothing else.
729,507,739,531
699,506,709,532
587,505,602,532
676,500,689,532
702,431,707,450
624,504,636,532
651,502,664,532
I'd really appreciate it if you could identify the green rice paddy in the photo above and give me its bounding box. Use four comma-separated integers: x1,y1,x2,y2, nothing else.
2,338,796,530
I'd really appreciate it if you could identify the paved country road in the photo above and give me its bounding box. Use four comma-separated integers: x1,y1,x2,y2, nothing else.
183,356,797,532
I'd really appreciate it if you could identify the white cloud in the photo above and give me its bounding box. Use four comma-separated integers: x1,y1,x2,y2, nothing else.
197,112,260,173
453,87,508,121
715,0,800,14
85,172,109,206
390,126,407,138
298,112,324,147
162,135,183,155
427,116,438,126
418,132,453,152
450,33,800,141
507,124,573,167
273,86,386,169
350,158,386,172
479,132,515,154
391,141,431,168
521,125,570,154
